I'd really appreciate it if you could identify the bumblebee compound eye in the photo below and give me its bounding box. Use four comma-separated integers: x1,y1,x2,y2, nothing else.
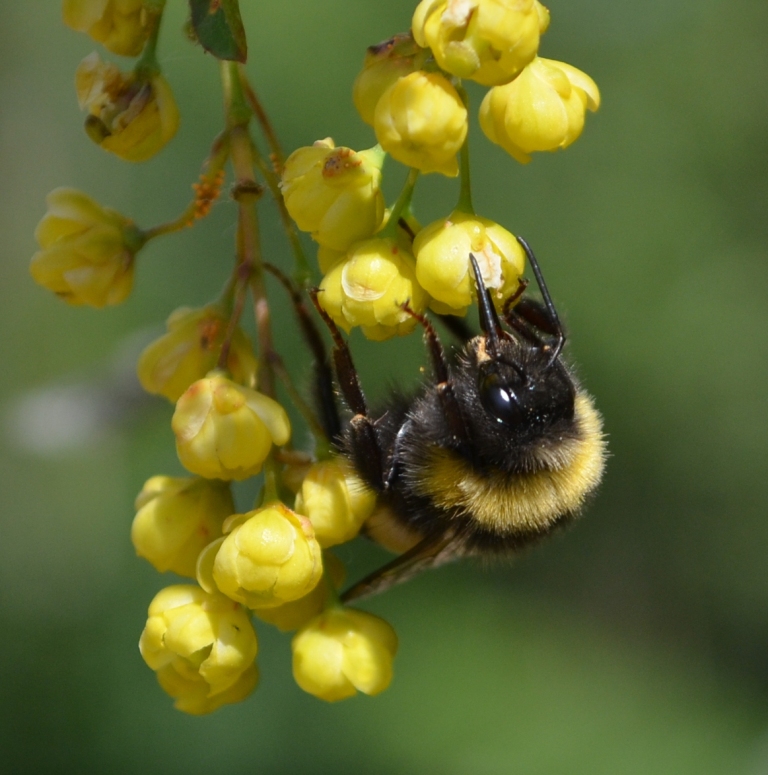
479,371,525,426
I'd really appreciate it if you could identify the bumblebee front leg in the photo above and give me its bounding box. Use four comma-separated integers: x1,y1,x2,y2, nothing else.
506,236,566,358
309,289,385,490
402,303,469,446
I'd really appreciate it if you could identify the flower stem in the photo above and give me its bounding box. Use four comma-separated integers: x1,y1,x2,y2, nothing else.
455,85,475,215
238,65,285,169
262,454,281,504
238,68,312,286
216,259,251,371
134,2,165,79
381,167,420,240
221,61,276,398
142,131,230,241
249,137,313,286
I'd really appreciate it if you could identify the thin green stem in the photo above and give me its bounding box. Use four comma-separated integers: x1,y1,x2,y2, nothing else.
381,167,420,240
228,63,312,286
456,136,474,214
222,61,252,129
238,66,285,168
262,455,281,504
134,2,165,78
222,61,276,397
216,260,251,370
455,85,475,214
249,139,313,286
142,131,230,242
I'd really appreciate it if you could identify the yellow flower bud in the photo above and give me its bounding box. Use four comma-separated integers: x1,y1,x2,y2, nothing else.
63,0,154,57
352,33,425,126
318,237,429,341
156,662,258,716
374,70,467,177
252,552,346,632
317,245,346,275
131,476,235,578
412,0,549,86
137,305,257,402
76,52,179,162
479,57,600,164
413,211,526,315
139,584,258,713
535,0,551,33
294,460,377,548
281,140,385,251
213,503,323,609
30,187,142,307
172,374,291,481
292,608,398,702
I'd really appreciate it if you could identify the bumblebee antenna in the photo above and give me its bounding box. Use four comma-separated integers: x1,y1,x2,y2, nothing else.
469,253,503,355
515,236,565,360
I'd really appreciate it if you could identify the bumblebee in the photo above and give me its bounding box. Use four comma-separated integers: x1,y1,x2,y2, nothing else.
294,236,606,601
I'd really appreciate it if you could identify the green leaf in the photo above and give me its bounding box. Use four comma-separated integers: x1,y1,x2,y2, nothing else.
188,0,247,63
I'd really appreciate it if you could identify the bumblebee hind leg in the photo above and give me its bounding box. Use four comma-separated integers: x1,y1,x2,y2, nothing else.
309,289,385,489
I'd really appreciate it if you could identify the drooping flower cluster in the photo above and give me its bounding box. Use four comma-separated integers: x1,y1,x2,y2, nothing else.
31,0,600,715
280,0,599,340
131,363,396,710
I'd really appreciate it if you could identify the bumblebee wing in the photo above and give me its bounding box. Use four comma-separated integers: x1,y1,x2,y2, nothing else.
340,529,465,603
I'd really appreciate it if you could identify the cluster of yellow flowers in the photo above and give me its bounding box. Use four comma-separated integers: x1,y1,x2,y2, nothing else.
66,0,179,162
132,458,393,713
29,0,600,714
134,337,395,712
283,0,600,340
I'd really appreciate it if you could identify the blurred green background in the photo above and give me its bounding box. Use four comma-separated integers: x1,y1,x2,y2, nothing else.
2,1,768,773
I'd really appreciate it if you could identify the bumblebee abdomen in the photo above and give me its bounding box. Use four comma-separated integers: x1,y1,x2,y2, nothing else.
406,392,606,549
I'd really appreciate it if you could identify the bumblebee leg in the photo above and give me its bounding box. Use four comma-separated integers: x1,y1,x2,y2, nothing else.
264,264,341,441
501,276,529,319
340,528,466,602
513,236,566,357
503,298,553,346
309,289,385,489
402,303,469,446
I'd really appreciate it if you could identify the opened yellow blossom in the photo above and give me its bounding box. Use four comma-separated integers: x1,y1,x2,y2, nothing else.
353,33,426,126
292,608,398,702
413,211,526,315
213,503,323,609
63,0,154,57
30,187,142,307
412,0,549,86
76,52,179,162
479,57,600,164
139,585,258,714
137,305,257,402
374,71,467,177
131,476,234,578
319,237,429,341
252,552,346,632
295,460,377,547
281,140,385,251
172,373,291,481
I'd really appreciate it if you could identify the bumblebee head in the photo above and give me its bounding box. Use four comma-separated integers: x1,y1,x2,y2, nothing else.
454,253,579,469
